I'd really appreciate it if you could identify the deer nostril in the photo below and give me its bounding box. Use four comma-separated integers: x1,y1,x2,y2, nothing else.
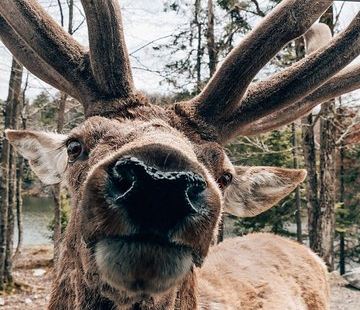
111,160,137,202
185,178,206,213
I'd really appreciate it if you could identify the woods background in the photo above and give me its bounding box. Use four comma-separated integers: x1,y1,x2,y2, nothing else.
0,0,360,305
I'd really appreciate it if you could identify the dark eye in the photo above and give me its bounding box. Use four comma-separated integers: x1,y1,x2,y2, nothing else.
67,140,83,163
217,172,233,190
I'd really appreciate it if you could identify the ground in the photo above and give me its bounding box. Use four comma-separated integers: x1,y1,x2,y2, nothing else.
0,246,359,309
0,246,53,310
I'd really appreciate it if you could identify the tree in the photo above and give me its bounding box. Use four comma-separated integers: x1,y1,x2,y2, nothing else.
0,57,23,290
52,0,76,264
13,72,29,259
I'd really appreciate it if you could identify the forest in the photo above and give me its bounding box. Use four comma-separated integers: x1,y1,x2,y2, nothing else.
0,0,360,309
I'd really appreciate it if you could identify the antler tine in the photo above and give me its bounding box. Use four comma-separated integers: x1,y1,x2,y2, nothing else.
0,0,94,103
80,0,134,98
0,15,78,99
221,12,360,142
187,0,332,123
236,22,335,136
238,63,360,136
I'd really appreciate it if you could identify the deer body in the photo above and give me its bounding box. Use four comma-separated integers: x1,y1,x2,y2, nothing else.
49,227,329,309
1,0,359,309
198,234,329,310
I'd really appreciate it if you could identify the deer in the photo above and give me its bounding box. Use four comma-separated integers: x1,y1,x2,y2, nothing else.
1,0,360,309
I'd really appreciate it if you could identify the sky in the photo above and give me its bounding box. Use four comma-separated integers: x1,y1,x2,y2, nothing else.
0,0,360,102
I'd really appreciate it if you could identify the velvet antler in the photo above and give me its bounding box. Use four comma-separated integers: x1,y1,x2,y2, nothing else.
80,0,134,98
219,11,360,142
0,0,136,116
239,63,360,136
236,23,360,136
0,14,77,99
186,0,333,123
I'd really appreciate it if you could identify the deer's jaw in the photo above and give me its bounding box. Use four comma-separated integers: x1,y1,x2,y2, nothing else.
95,236,193,295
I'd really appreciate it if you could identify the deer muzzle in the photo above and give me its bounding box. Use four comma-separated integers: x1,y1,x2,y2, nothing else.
106,156,207,232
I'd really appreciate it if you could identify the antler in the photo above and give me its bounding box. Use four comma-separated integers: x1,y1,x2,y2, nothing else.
0,0,91,100
186,0,332,122
0,0,136,117
237,23,360,136
80,0,134,98
219,11,360,142
0,15,77,98
238,63,360,136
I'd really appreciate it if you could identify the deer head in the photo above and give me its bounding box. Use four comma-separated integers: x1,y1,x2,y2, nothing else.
1,0,360,308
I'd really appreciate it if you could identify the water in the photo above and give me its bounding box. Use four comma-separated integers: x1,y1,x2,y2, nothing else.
14,196,53,245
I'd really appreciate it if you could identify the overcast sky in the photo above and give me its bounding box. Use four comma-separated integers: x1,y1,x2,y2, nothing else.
0,0,359,102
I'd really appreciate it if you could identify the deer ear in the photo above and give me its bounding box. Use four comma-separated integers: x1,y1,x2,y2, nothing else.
5,129,68,185
224,166,306,218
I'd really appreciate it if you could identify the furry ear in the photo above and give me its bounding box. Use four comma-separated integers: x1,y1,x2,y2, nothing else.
224,166,306,218
5,129,68,185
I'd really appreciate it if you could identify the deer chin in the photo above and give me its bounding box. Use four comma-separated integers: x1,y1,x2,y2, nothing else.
95,236,193,295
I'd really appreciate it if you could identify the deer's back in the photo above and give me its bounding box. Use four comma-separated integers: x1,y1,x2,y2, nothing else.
198,233,329,310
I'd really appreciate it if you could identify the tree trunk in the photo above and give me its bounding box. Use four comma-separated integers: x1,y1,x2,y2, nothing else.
14,156,24,260
53,92,68,265
5,149,16,285
316,7,336,271
0,58,23,289
206,0,216,77
291,38,305,244
52,0,73,265
13,73,29,260
68,0,74,35
0,120,10,290
318,99,336,270
339,145,345,275
291,123,302,243
302,114,320,249
194,0,202,92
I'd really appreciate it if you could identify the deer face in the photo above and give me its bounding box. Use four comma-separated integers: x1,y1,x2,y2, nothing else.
65,115,223,295
6,110,306,298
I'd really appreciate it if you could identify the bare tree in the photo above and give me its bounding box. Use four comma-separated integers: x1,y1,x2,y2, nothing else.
206,0,216,77
13,73,29,260
0,58,23,289
52,0,77,264
194,0,203,92
314,6,336,271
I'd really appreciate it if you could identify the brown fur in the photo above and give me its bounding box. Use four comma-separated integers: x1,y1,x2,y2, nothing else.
198,234,329,309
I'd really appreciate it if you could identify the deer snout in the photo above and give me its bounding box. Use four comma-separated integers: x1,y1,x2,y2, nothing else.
106,156,207,232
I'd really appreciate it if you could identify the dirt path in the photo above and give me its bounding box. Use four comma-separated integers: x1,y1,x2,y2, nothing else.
330,272,360,310
0,246,53,310
0,246,359,309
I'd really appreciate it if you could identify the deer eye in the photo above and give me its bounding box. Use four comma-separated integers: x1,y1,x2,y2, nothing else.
217,172,233,190
67,140,83,163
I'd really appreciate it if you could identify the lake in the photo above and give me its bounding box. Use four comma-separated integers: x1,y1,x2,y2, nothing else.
14,196,53,245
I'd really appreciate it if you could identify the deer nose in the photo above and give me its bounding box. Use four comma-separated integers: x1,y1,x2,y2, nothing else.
107,156,206,231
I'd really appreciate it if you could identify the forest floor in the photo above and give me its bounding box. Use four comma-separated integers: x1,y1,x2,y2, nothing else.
0,246,359,309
